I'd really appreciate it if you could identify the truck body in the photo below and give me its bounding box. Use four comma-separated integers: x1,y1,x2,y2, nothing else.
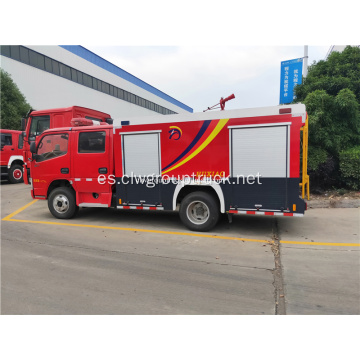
29,104,309,231
0,129,24,183
22,106,112,184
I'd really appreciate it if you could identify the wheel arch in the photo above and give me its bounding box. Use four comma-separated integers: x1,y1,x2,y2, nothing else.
8,156,24,168
47,179,74,199
173,182,225,213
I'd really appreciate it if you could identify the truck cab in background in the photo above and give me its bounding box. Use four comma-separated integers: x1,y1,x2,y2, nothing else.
0,129,25,183
22,106,112,185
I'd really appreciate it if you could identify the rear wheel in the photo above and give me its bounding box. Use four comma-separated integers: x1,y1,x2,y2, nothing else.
8,164,23,184
48,187,78,219
179,191,220,232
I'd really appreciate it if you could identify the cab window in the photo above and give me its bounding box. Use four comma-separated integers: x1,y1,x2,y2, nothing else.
78,131,105,153
1,133,12,146
36,133,68,162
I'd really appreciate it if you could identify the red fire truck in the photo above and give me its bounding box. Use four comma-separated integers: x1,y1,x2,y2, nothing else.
22,106,112,184
29,104,309,232
1,129,25,183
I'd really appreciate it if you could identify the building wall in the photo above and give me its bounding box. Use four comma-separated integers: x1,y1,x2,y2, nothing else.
0,45,192,124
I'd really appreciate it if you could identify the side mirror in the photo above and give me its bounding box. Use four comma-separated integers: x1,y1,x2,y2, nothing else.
21,118,26,131
30,141,36,154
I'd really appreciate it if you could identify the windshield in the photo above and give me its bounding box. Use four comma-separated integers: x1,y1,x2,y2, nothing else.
29,115,50,140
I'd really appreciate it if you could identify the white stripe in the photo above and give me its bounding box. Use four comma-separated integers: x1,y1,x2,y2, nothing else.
86,178,92,181
75,178,81,181
79,203,108,207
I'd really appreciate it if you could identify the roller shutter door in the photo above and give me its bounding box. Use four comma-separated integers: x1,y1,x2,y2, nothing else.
122,133,160,176
231,126,288,178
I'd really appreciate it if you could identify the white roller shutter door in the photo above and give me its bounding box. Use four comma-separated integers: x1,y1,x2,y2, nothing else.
231,125,288,178
122,133,160,176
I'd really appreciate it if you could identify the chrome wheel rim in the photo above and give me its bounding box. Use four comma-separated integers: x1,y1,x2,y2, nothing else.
53,195,69,213
186,201,209,225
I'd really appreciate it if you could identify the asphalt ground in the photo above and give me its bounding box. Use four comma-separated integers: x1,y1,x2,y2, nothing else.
1,181,359,315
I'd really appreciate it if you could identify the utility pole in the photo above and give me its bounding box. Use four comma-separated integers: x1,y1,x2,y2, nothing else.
303,45,308,78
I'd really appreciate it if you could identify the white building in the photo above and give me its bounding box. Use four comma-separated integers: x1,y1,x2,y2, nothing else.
0,45,193,122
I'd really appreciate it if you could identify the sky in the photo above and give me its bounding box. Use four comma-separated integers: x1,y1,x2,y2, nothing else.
85,46,330,113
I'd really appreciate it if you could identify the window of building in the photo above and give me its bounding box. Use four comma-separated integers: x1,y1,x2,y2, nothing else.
71,68,77,82
20,46,30,64
0,45,11,57
10,46,20,61
29,51,45,70
45,57,52,72
77,71,83,85
52,60,60,75
102,82,110,94
83,73,92,87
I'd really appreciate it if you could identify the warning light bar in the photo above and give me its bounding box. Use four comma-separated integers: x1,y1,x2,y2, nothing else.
71,118,98,127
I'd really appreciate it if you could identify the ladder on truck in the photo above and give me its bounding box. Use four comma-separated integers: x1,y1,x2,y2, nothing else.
300,114,310,200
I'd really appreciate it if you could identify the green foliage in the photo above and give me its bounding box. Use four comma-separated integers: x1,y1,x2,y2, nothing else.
0,69,31,130
294,46,360,189
308,146,328,171
339,146,360,190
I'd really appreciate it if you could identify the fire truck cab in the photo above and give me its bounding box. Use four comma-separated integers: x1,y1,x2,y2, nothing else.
22,106,112,185
1,129,24,183
29,104,309,232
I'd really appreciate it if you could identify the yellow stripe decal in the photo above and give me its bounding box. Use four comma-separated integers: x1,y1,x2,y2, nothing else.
162,118,229,174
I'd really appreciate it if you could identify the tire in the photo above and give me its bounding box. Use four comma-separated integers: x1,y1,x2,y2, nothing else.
8,164,23,184
48,187,78,219
179,191,220,232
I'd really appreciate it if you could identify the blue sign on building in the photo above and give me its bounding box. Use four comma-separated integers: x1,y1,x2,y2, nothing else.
280,58,303,104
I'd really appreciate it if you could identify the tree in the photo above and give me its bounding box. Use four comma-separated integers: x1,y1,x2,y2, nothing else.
1,69,31,130
294,46,360,190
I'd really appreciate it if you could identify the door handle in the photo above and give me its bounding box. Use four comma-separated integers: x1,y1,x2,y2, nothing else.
98,167,108,174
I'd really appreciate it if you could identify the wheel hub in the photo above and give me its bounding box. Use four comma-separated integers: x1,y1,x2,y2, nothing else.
13,169,22,180
53,195,69,213
187,201,209,225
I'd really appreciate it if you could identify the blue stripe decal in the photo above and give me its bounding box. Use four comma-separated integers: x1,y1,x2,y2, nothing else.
60,45,193,113
162,120,211,172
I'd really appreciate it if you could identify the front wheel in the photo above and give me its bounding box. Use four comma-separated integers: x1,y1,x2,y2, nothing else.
8,164,23,184
48,187,78,219
179,191,220,232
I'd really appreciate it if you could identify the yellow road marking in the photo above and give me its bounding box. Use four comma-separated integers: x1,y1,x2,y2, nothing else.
2,200,360,247
3,217,272,244
2,199,38,221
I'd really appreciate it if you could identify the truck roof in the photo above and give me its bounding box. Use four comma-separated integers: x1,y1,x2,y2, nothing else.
30,106,111,117
41,125,113,134
0,129,22,134
114,104,306,126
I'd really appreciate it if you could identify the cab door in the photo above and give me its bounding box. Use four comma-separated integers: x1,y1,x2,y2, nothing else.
31,132,70,197
72,129,112,195
0,132,13,166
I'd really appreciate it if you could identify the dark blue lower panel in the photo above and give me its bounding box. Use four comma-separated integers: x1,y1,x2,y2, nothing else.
115,177,306,214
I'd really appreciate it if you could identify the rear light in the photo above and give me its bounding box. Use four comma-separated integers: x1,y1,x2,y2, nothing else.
279,108,292,114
